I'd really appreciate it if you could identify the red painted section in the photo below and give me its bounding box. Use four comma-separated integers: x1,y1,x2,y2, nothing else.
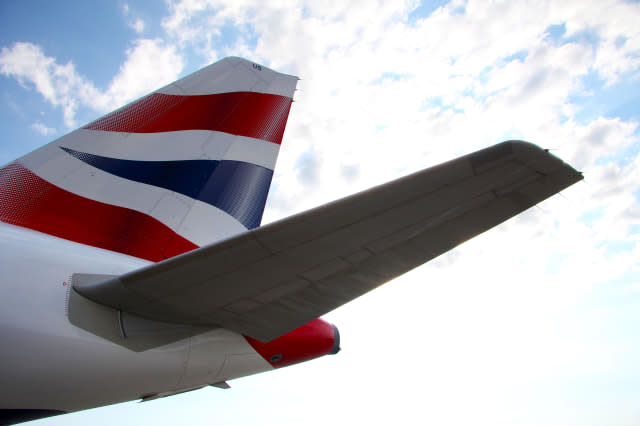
245,318,338,368
0,163,198,262
84,92,293,144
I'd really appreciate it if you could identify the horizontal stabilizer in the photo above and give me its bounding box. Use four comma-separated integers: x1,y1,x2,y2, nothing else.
74,141,583,342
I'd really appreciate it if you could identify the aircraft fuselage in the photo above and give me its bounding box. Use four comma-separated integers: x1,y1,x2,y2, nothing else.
0,222,274,413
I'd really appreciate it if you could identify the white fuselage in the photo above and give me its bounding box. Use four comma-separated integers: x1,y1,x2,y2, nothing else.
0,222,273,413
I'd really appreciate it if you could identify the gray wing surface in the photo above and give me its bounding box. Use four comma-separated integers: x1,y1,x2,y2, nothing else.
74,141,583,342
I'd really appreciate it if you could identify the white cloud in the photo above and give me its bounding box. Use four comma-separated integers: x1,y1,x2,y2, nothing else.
122,2,145,34
0,39,183,127
131,18,145,34
101,39,183,110
560,0,640,85
0,42,101,127
30,121,55,136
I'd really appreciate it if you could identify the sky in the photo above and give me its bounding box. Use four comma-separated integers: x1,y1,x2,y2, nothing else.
1,0,640,425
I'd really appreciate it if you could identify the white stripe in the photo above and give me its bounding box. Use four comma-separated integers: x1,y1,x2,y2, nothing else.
22,149,248,246
176,200,247,246
157,57,298,98
27,148,193,229
218,133,281,170
22,129,281,170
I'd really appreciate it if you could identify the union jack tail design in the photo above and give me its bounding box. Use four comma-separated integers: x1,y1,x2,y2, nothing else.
0,57,298,261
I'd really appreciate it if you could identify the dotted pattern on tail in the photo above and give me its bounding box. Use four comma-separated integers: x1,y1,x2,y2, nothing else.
85,93,183,133
84,92,293,144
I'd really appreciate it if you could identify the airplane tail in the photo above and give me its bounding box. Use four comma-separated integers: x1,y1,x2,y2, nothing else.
0,57,298,261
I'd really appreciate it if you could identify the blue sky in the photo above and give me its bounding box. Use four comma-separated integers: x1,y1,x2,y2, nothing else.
1,1,640,425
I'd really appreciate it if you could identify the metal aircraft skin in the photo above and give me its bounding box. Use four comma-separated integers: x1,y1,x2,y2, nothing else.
0,57,583,424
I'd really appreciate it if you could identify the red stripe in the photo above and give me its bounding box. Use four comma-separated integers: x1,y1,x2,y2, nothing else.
84,92,293,144
0,163,198,262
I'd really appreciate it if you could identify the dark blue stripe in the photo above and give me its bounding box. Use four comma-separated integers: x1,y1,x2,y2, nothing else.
61,147,273,229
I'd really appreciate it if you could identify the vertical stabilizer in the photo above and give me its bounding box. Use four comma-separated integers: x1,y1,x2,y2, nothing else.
0,57,298,261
